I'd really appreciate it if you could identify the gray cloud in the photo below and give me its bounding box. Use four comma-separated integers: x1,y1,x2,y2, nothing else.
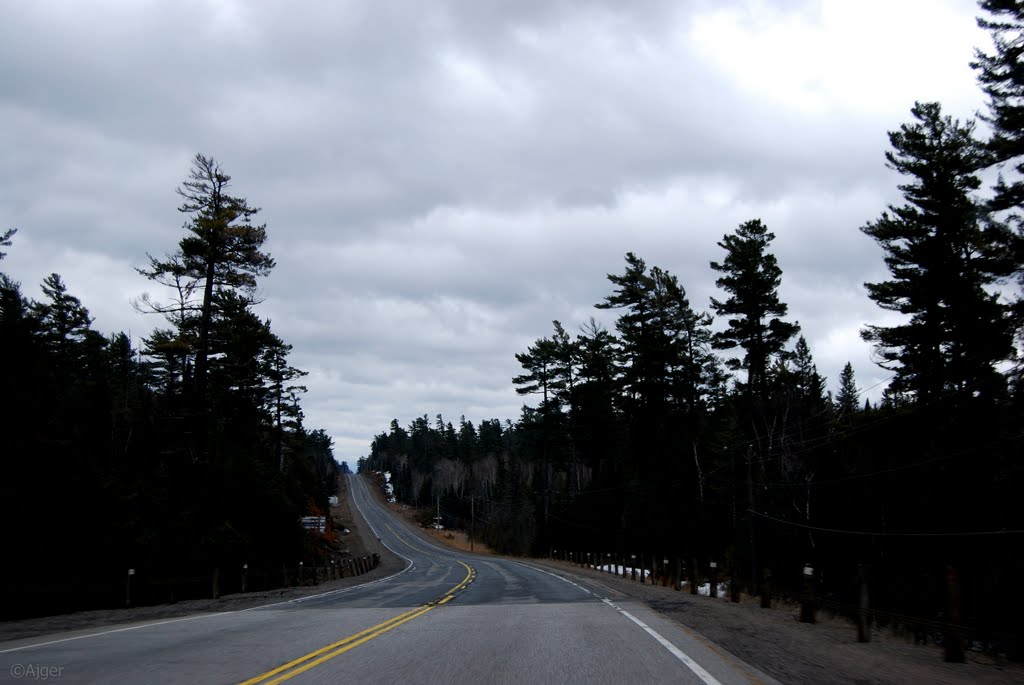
0,0,991,462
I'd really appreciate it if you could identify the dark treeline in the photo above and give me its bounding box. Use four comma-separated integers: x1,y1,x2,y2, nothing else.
0,155,338,618
364,1,1024,655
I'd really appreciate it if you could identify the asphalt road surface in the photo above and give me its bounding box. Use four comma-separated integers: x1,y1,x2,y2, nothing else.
0,474,778,684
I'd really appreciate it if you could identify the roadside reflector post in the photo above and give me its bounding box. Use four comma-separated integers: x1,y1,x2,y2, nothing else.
709,561,718,599
242,563,248,593
800,563,816,623
631,554,637,581
126,568,134,608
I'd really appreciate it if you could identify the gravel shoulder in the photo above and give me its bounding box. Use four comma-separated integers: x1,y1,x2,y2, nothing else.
530,559,1024,685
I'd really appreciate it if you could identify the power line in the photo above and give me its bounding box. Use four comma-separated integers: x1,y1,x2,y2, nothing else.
748,509,1024,537
750,429,1024,489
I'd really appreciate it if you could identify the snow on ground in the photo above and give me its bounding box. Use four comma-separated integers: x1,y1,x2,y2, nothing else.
378,471,396,503
595,565,730,597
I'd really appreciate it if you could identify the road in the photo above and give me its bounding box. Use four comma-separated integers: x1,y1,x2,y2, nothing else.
0,474,777,684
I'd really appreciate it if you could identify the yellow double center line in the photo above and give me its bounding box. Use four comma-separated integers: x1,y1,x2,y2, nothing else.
239,561,475,685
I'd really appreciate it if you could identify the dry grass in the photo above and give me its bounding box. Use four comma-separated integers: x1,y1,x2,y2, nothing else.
386,502,497,556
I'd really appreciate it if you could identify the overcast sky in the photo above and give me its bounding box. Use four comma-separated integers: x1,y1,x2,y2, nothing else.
0,0,994,463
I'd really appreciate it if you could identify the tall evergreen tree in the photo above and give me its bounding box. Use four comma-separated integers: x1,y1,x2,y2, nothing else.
861,102,1014,401
835,361,860,420
137,154,275,457
513,331,563,542
972,0,1024,380
710,219,800,400
138,158,272,389
973,0,1024,224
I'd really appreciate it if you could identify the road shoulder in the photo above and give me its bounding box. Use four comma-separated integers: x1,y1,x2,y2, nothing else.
529,559,1023,685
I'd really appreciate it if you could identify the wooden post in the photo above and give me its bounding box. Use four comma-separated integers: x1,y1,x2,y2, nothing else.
709,561,718,599
857,564,870,643
944,566,965,662
730,560,741,602
689,557,699,595
211,565,220,599
800,562,816,624
760,568,771,609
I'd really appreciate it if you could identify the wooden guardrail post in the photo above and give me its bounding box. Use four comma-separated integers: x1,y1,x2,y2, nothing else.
730,560,741,602
760,568,771,608
857,564,870,642
800,562,816,623
944,566,965,662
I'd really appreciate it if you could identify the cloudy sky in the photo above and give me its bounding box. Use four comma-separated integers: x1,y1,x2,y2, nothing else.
0,0,994,463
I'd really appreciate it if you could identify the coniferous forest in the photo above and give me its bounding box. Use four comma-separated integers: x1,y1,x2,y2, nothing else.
0,156,339,619
363,1,1024,655
1,0,1023,658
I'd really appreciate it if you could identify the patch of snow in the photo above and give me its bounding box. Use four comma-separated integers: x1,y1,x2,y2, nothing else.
598,564,650,578
690,582,730,598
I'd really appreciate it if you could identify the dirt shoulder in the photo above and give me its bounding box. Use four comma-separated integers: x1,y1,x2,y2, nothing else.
529,559,1023,685
0,475,408,644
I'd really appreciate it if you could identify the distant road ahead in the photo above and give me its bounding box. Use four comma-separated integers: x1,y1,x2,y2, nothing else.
0,474,776,684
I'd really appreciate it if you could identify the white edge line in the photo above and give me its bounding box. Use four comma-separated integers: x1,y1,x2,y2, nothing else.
348,474,416,565
1,477,415,654
348,474,455,558
519,563,723,685
603,598,723,685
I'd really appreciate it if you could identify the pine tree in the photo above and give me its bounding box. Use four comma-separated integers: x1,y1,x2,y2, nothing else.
710,219,800,400
835,362,860,419
0,227,16,261
861,102,1014,401
973,0,1024,223
138,156,273,399
513,332,563,542
137,154,275,456
972,0,1024,380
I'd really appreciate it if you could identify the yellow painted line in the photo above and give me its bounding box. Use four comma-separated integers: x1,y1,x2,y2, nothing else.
239,561,474,685
383,523,434,555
